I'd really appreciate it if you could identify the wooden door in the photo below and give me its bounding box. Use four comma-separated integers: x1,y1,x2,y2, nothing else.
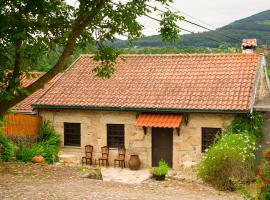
152,128,173,167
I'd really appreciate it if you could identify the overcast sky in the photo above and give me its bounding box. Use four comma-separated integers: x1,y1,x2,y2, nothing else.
67,0,270,37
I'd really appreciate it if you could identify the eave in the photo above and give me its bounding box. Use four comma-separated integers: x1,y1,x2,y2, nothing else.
32,104,250,114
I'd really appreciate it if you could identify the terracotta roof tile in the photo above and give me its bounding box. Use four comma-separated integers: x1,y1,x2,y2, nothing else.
136,113,182,128
34,54,261,112
12,72,60,112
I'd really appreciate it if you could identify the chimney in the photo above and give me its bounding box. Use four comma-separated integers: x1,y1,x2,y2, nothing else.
241,38,257,53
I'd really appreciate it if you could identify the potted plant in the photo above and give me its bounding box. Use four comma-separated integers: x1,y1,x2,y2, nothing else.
150,160,169,181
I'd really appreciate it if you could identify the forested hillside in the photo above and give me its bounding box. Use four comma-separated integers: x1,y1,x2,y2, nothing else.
113,9,270,48
36,9,270,72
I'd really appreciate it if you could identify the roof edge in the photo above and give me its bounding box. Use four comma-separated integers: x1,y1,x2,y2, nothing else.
80,53,260,57
32,55,84,106
32,104,249,114
250,55,267,113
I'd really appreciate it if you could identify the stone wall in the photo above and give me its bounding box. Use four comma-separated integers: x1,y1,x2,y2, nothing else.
40,110,235,169
255,63,270,101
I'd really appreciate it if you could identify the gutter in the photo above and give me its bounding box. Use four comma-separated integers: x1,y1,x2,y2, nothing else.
32,104,249,114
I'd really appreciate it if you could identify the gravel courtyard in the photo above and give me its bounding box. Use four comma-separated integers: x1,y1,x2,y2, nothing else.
0,162,240,200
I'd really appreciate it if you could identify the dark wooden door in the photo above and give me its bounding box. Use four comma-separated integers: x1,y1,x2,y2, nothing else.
152,128,173,167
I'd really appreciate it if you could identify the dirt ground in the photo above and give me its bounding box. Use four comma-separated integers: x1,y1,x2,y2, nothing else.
0,162,240,200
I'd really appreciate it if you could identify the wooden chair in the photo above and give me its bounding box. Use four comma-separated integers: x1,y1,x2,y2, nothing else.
114,147,126,168
98,146,109,167
81,145,93,165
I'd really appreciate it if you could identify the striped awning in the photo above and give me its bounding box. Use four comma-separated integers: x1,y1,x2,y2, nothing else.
136,113,183,128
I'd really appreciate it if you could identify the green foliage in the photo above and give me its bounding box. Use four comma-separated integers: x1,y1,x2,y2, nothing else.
0,133,14,161
198,132,257,191
159,11,183,44
37,121,58,143
229,113,264,141
235,148,270,200
92,46,119,78
150,160,169,177
16,121,60,164
230,178,255,200
0,0,184,115
198,113,265,191
257,148,270,200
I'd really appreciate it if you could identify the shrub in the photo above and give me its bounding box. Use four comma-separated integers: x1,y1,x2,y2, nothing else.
150,160,169,178
37,121,58,143
257,148,270,200
230,113,264,141
0,133,14,161
198,132,257,190
232,149,270,200
16,121,60,164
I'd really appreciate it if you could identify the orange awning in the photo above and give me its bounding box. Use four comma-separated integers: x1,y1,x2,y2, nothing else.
136,113,183,128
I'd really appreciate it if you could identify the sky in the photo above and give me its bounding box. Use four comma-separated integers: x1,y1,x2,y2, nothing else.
67,0,270,38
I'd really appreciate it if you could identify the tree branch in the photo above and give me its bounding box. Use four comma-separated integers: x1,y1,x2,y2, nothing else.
12,39,22,81
0,0,108,117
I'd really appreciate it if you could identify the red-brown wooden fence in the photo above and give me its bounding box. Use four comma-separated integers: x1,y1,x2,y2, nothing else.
3,114,42,136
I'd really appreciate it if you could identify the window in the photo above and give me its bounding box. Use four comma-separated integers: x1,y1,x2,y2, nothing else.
107,124,124,148
64,123,81,147
201,127,221,152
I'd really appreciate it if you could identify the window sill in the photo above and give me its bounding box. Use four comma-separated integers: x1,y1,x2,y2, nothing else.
108,147,119,150
63,146,81,149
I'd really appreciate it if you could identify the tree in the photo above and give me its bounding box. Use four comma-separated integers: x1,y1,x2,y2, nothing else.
0,0,183,117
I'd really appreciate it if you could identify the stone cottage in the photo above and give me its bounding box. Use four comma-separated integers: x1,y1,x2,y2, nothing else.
32,52,270,170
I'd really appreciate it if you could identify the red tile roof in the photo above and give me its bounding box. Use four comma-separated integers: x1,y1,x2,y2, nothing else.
242,39,257,48
136,113,182,128
34,54,261,112
12,72,60,112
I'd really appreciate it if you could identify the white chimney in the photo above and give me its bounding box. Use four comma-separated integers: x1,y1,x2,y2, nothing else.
241,39,257,53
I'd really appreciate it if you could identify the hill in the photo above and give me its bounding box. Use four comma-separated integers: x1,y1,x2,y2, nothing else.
113,9,270,48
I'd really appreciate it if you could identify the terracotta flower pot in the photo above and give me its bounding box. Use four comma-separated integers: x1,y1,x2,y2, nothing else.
128,154,141,170
32,155,45,163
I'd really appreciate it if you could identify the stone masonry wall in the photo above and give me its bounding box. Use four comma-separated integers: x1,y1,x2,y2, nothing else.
256,64,270,101
40,110,235,169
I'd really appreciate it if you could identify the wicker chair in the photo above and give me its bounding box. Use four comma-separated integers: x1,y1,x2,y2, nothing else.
98,146,109,167
81,145,93,165
114,147,126,168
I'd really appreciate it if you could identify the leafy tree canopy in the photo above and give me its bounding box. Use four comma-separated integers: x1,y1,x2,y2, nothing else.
0,0,183,117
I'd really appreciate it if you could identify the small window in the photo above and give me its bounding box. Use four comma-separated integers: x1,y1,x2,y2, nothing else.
201,127,221,152
107,124,124,148
64,123,81,147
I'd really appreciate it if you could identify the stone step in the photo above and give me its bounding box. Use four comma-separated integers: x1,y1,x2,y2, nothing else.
58,148,82,164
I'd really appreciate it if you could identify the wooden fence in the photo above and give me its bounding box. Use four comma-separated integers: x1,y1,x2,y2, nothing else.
3,114,42,136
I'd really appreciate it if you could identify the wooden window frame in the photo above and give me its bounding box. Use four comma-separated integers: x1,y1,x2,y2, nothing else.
107,124,125,148
64,123,81,147
201,127,222,153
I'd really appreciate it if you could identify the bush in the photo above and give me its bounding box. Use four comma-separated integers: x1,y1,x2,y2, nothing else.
257,148,270,200
37,121,58,143
198,132,257,190
150,160,169,179
230,113,264,141
0,133,14,161
16,121,60,164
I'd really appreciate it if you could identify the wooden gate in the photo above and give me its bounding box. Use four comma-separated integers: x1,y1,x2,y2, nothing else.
2,114,42,136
